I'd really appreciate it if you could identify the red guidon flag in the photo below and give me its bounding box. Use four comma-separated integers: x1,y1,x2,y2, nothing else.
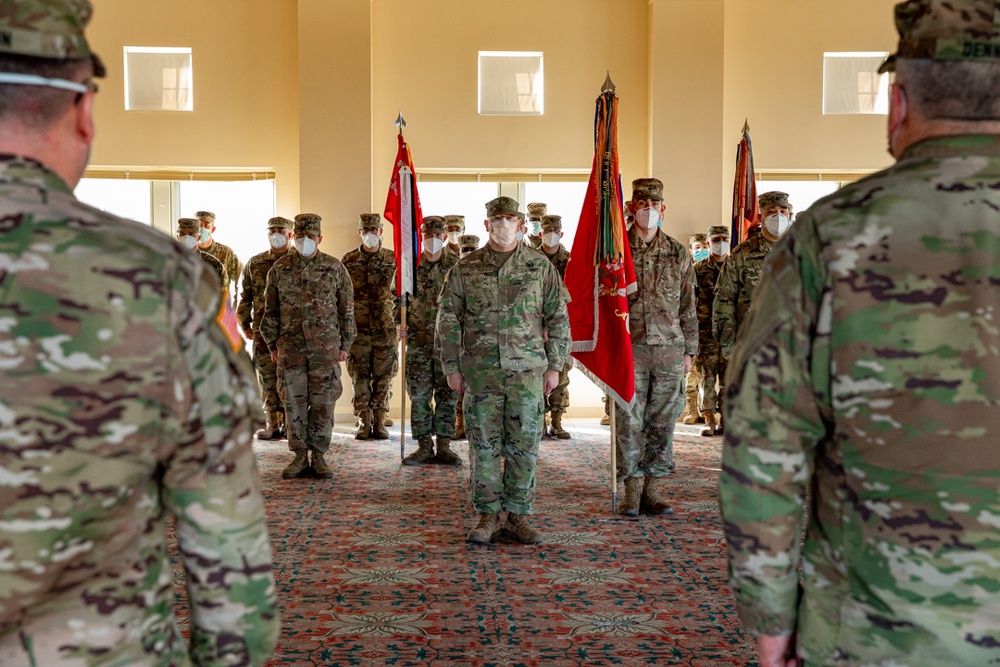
383,132,423,296
731,120,758,242
564,89,636,410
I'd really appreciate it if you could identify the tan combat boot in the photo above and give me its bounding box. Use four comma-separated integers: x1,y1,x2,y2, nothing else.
641,476,673,515
384,416,394,427
371,410,390,440
455,407,466,439
506,513,544,545
311,450,333,478
256,411,280,440
402,437,436,466
466,513,501,543
435,436,462,466
699,411,717,437
274,410,286,439
680,397,700,425
281,451,309,479
549,412,571,439
618,477,642,517
600,410,611,426
716,409,724,435
355,410,371,440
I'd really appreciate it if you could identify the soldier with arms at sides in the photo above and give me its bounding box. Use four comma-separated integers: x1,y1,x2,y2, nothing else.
538,214,573,439
195,209,243,298
694,225,730,436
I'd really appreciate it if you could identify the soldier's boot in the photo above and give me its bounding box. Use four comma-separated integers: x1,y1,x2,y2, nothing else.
466,512,501,544
506,513,544,545
641,476,673,515
371,410,391,440
600,411,611,426
355,410,372,440
681,396,700,425
311,450,333,478
402,437,436,466
274,410,287,439
281,451,310,479
455,409,466,440
618,477,642,517
716,410,724,436
255,411,280,440
549,412,571,440
435,436,462,466
699,411,718,437
384,416,394,427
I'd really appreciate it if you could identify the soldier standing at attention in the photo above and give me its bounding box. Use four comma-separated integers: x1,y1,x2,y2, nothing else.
681,232,709,425
238,216,294,441
444,214,466,257
176,216,228,292
712,191,792,359
694,225,730,436
616,178,698,518
196,209,243,297
0,2,279,663
401,216,462,466
342,213,398,440
525,202,547,247
261,214,355,479
721,2,1000,664
437,196,570,545
539,214,573,440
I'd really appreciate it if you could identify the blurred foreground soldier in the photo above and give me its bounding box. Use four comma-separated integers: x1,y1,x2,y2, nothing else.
458,233,480,258
238,216,294,440
401,216,461,465
343,213,398,440
526,201,547,247
694,225,730,436
539,214,572,439
681,232,709,425
713,190,791,358
261,214,355,479
176,216,228,291
438,196,570,545
0,2,279,663
721,2,1000,664
196,209,243,296
616,178,697,517
445,214,465,256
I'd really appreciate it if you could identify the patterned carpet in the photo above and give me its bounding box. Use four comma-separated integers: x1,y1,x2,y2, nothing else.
175,418,756,666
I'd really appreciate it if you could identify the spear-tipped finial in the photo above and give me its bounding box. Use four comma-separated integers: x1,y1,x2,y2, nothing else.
742,118,750,133
395,111,407,135
602,71,616,94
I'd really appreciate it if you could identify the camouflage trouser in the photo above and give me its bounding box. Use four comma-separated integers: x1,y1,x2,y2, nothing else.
405,341,458,439
277,344,343,454
695,338,727,413
348,332,398,415
615,343,684,482
684,368,702,408
252,334,282,413
464,367,544,515
545,361,572,415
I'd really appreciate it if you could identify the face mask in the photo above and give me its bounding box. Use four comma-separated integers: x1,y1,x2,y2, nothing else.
362,233,380,249
447,231,462,245
181,235,198,250
693,249,709,262
488,220,518,247
269,233,287,250
423,238,445,254
295,237,317,257
197,228,211,243
529,220,541,234
542,232,560,247
710,240,730,256
515,230,524,243
634,206,660,230
763,213,791,237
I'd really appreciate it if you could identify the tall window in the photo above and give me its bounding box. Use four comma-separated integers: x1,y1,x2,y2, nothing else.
124,47,193,111
478,52,544,115
822,52,889,115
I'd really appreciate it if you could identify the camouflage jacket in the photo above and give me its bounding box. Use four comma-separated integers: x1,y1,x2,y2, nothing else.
203,239,242,294
408,250,458,346
437,243,570,374
260,250,356,353
694,256,724,347
341,245,398,342
627,227,698,355
237,248,292,336
542,243,570,278
720,134,1000,664
0,156,278,666
199,249,228,293
712,231,773,357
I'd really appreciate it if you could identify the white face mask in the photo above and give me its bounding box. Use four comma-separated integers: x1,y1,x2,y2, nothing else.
269,233,287,250
542,232,561,247
710,240,730,256
763,213,791,237
423,238,445,255
295,237,317,257
362,232,380,249
447,231,462,245
488,220,518,247
181,235,198,250
634,206,660,230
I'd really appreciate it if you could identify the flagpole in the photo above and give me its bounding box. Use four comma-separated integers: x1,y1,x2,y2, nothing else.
609,393,618,514
400,294,408,461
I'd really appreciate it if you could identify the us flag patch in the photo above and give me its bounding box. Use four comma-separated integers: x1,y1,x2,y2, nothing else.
215,292,244,353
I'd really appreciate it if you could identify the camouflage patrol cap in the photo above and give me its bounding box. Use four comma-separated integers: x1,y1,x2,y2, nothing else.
294,213,322,235
176,217,201,235
708,224,731,238
0,0,106,77
632,178,664,201
541,215,563,231
421,215,447,234
880,0,1000,73
689,233,708,244
486,196,519,217
758,191,790,210
459,234,480,250
527,202,548,218
358,213,382,229
444,214,465,231
195,210,216,223
267,216,292,230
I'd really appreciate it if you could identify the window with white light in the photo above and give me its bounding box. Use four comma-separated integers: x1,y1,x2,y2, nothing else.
478,51,544,115
822,52,889,115
124,46,193,111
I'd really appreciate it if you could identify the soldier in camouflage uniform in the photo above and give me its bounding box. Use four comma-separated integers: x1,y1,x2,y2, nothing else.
712,191,792,358
176,217,228,292
525,202,547,247
261,214,355,479
721,3,1000,664
693,225,730,436
616,178,698,517
0,4,279,663
539,214,573,439
459,233,480,257
401,216,461,466
238,216,294,441
196,210,243,297
681,232,709,425
438,196,570,545
342,213,398,440
445,214,466,257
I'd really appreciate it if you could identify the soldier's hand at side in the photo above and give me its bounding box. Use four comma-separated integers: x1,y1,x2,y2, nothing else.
757,635,800,667
339,350,349,362
242,326,252,339
543,369,559,395
447,373,465,394
270,350,278,363
683,354,693,374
